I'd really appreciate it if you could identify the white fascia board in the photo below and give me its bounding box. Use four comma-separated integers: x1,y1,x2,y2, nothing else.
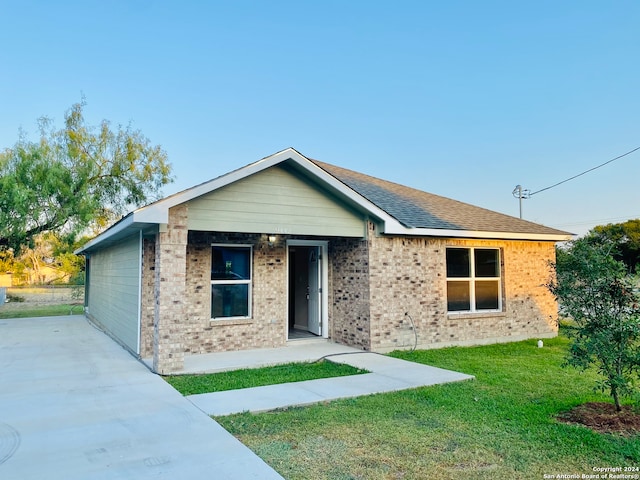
133,148,312,224
133,147,402,228
76,148,380,253
285,154,401,226
74,214,136,254
285,152,572,242
76,147,571,252
381,223,573,242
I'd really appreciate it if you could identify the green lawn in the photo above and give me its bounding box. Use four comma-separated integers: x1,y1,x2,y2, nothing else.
164,360,368,395
217,335,640,480
0,303,84,318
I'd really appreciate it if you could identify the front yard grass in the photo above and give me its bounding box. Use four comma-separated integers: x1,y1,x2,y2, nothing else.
217,335,640,480
164,360,368,395
0,303,84,318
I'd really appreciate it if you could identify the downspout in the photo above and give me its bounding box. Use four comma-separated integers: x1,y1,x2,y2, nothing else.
83,253,90,313
136,229,143,356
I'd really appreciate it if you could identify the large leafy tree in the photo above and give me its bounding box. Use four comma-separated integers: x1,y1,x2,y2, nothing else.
590,219,640,273
0,101,172,253
548,235,640,411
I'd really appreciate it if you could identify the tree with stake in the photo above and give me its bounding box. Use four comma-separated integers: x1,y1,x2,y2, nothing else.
547,235,640,411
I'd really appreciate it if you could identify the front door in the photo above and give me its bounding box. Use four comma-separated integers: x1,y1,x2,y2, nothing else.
307,247,321,336
287,242,327,339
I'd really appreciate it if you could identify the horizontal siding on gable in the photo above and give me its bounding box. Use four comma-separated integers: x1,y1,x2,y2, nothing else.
187,166,365,237
87,233,141,353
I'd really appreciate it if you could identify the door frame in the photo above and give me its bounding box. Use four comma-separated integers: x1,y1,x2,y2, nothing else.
286,240,329,340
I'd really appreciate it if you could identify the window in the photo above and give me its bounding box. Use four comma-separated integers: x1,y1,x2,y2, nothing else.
446,247,501,313
211,245,252,319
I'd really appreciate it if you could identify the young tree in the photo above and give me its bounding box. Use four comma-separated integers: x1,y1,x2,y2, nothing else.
0,100,173,253
548,236,640,411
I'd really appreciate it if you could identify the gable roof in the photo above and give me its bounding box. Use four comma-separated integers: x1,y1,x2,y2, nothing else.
78,148,571,253
310,160,570,238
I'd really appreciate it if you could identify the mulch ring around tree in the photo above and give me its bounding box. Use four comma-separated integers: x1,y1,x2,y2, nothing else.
557,402,640,436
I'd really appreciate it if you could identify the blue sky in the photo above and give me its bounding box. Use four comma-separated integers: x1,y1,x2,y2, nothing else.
1,1,638,236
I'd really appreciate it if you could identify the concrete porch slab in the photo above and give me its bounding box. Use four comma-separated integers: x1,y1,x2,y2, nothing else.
147,340,364,374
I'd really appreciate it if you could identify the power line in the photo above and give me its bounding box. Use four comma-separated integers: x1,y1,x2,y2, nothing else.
530,145,640,196
550,214,640,228
512,145,640,219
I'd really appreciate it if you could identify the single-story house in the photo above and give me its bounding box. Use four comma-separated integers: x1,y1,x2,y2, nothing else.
77,148,572,374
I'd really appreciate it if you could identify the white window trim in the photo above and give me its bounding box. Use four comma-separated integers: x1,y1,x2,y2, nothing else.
446,247,502,314
211,243,253,320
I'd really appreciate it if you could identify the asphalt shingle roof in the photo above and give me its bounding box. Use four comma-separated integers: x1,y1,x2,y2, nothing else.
311,160,570,237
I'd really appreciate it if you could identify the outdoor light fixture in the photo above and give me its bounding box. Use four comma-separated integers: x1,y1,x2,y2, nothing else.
268,235,277,246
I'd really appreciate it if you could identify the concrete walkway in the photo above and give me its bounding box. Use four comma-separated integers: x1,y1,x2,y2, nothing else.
187,346,475,416
0,316,283,480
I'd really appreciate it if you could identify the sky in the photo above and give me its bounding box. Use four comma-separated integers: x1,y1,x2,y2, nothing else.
1,1,639,237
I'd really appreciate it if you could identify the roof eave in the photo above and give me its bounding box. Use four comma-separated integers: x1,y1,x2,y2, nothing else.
75,147,573,253
132,147,398,225
381,224,573,242
75,148,312,253
134,148,312,224
75,214,136,254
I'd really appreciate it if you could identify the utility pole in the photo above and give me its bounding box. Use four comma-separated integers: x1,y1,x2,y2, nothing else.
511,185,531,219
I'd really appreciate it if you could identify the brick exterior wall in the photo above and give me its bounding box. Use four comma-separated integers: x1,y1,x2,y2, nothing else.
142,215,558,369
366,222,558,352
153,205,188,373
368,223,444,351
139,237,155,358
180,232,287,354
329,237,371,350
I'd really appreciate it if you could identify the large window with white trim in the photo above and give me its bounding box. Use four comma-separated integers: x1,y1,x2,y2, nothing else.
446,247,501,313
211,245,252,319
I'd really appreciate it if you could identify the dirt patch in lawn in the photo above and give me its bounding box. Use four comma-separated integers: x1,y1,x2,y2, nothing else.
557,402,640,436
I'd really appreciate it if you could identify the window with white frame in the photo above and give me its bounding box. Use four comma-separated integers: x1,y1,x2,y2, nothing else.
211,245,252,319
446,247,501,313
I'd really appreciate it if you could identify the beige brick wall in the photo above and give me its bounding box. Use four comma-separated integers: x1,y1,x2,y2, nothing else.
367,227,558,352
368,225,444,351
180,232,287,354
143,213,558,365
139,237,155,358
329,236,371,349
501,239,558,335
153,204,188,373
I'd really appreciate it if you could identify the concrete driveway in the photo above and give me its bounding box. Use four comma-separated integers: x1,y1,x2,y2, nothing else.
0,315,282,480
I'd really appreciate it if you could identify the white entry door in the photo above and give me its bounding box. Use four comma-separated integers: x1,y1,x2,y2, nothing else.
307,247,321,336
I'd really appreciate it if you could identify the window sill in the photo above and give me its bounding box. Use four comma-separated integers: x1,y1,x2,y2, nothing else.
447,311,506,320
209,318,253,326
